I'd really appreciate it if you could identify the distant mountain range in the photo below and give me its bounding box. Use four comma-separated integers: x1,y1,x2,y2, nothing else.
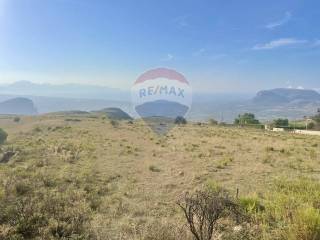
252,88,320,106
0,81,319,122
189,88,320,122
0,81,129,101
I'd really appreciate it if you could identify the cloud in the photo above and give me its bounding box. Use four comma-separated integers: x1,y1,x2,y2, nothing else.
253,38,308,50
161,54,174,61
266,11,291,29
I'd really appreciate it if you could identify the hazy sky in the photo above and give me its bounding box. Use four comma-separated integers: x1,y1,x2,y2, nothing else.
1,0,320,92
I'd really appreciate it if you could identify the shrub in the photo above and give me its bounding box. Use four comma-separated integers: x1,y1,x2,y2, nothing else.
13,117,21,123
0,179,95,239
110,119,119,127
174,116,187,125
149,165,161,172
208,119,218,125
0,128,8,144
177,189,242,240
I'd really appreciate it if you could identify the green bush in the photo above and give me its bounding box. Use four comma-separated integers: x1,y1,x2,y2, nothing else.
0,128,8,144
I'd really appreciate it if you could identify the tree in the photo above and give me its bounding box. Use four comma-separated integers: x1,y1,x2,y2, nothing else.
234,113,260,125
273,118,289,128
0,128,8,144
311,110,320,130
313,112,320,124
174,116,187,125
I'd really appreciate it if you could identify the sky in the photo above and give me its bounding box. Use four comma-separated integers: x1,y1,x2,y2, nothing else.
1,0,320,93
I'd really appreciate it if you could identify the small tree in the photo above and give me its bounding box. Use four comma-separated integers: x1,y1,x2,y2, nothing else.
177,189,241,240
0,128,8,144
273,118,289,128
313,113,320,124
308,122,316,130
311,110,320,130
174,116,187,125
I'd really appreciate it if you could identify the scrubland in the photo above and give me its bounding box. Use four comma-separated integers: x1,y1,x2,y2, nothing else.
0,114,320,239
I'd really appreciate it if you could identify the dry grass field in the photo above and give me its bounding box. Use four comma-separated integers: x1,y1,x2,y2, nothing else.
0,114,320,239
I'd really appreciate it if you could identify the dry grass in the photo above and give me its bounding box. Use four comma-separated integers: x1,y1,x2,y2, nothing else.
0,114,319,239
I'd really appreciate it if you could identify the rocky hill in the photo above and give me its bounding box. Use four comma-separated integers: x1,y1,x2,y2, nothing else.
252,88,320,106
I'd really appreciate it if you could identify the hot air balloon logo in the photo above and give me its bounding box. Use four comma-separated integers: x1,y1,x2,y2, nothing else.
131,68,192,135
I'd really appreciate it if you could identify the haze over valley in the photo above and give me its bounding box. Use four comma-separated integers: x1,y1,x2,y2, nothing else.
0,81,319,122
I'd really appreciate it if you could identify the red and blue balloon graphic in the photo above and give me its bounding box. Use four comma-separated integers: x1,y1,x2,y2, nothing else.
131,68,192,134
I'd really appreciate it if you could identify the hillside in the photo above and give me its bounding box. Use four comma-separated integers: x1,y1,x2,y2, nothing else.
93,107,133,120
0,114,320,239
0,97,37,115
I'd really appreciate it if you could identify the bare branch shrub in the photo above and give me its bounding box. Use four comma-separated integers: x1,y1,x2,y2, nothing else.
177,189,241,240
